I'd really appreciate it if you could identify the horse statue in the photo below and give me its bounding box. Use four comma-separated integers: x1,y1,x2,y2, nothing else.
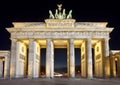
67,10,72,19
62,9,66,19
49,10,55,19
55,9,58,19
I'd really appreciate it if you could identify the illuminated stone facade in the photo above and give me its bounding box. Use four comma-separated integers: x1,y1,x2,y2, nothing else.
0,5,115,79
110,50,120,77
0,51,10,78
4,19,113,79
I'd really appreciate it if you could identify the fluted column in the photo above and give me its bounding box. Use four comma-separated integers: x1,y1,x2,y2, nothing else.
0,60,3,78
4,54,10,79
46,39,54,78
67,42,70,77
87,38,93,79
104,38,109,57
28,39,37,78
15,41,21,77
103,38,110,77
10,39,18,78
69,39,75,78
50,40,54,78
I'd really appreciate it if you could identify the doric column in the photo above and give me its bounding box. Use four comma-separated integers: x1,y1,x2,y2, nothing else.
38,46,41,78
15,41,21,77
69,39,75,78
67,42,70,77
28,39,37,78
104,38,109,57
10,39,17,78
103,38,110,77
46,39,54,78
0,59,3,78
86,38,93,79
4,53,10,78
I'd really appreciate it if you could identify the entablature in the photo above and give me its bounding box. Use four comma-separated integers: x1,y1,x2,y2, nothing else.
11,22,108,28
0,51,10,57
6,27,113,33
11,31,110,39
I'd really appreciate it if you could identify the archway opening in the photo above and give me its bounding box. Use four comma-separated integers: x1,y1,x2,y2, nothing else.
2,60,5,77
92,48,95,77
54,48,67,78
75,48,81,78
40,48,46,77
115,58,118,77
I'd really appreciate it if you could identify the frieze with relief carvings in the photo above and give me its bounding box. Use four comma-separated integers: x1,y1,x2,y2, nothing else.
96,54,101,60
11,31,109,39
20,54,25,60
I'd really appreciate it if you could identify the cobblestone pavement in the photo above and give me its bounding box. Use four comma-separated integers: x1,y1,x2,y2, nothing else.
0,78,120,85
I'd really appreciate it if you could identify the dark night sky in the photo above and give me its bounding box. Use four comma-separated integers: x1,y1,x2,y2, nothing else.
0,0,120,68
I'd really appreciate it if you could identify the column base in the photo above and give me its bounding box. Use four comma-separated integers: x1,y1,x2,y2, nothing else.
10,76,16,79
69,77,75,79
70,74,75,78
46,77,54,79
87,77,93,80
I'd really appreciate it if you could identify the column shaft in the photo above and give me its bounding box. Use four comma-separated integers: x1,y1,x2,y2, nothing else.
28,39,37,78
69,39,75,78
38,47,41,78
46,39,54,78
10,39,17,78
16,41,21,77
4,56,10,78
104,38,109,57
103,38,110,78
87,38,93,79
0,60,3,78
67,42,70,77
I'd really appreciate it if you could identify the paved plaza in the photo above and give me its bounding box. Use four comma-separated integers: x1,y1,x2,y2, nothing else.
0,78,120,85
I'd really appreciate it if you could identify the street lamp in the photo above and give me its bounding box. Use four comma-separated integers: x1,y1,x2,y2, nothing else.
115,58,117,61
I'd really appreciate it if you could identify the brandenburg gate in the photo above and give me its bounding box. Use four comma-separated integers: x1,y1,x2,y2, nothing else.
5,5,113,79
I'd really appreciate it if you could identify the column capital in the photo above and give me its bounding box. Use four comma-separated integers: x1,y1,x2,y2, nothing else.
29,38,35,41
70,38,74,40
69,39,74,44
86,38,92,40
104,38,110,41
46,38,52,41
10,38,17,41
